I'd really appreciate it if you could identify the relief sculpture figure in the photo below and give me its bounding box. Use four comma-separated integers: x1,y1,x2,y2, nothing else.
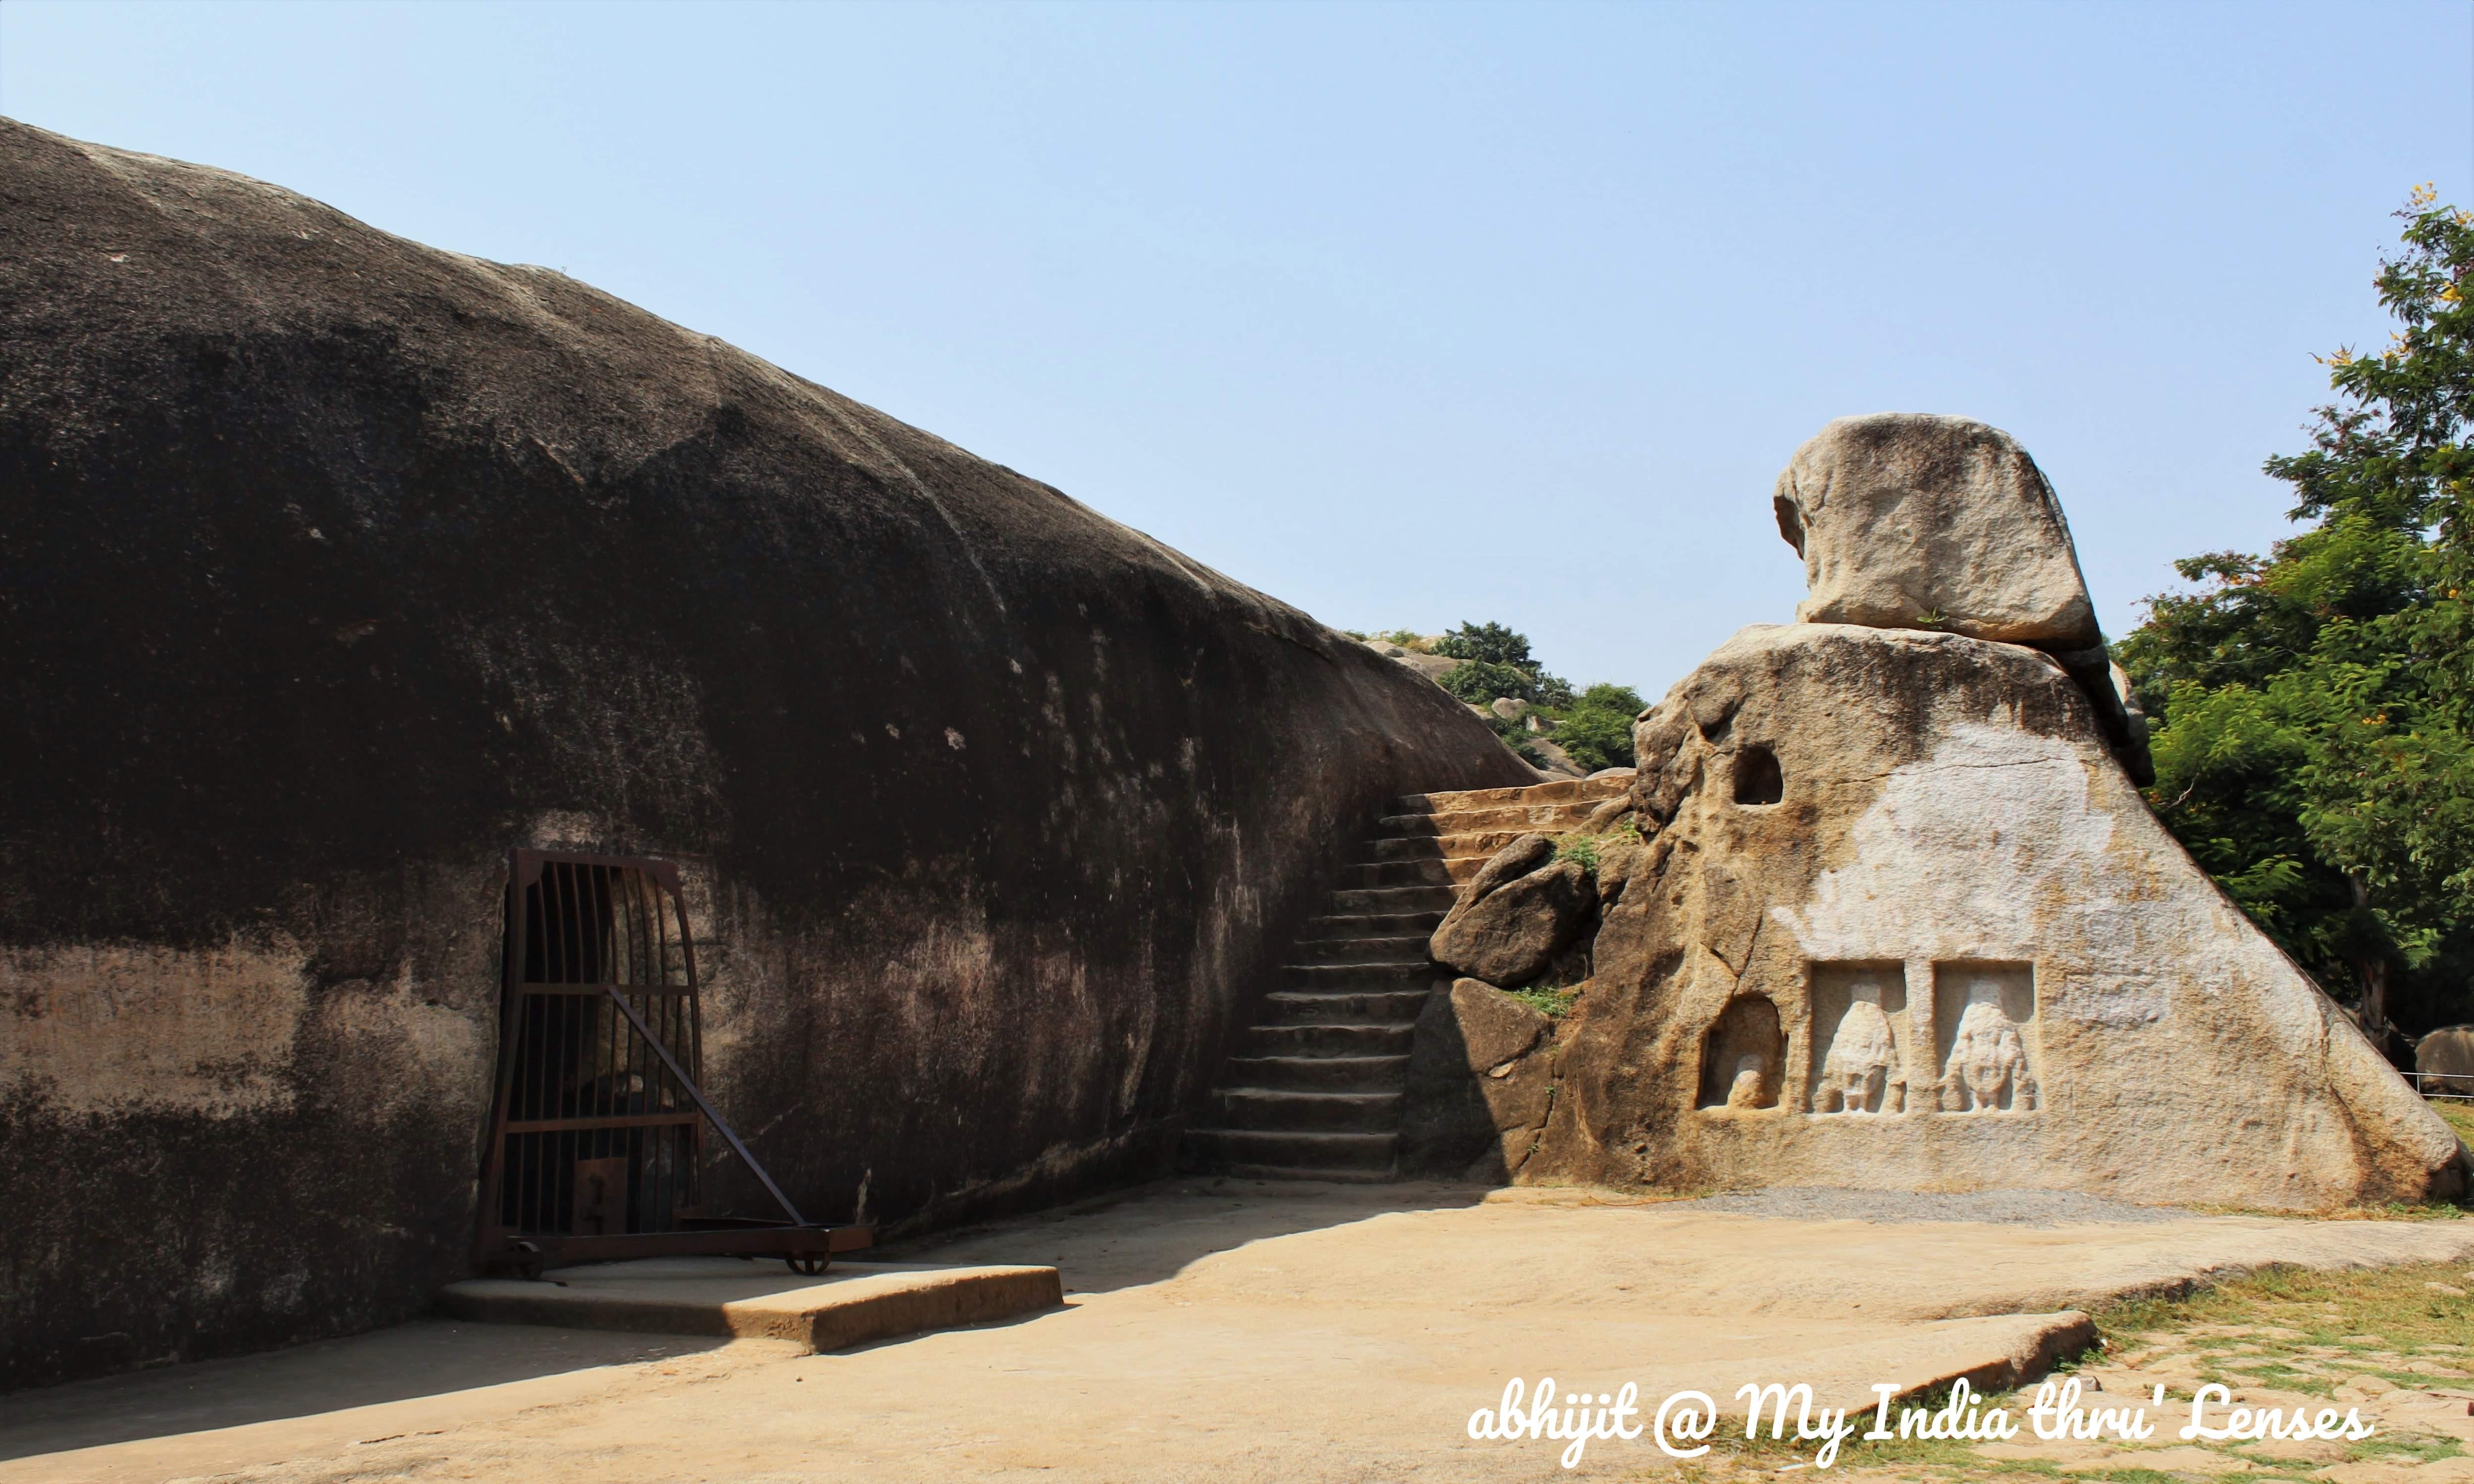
1941,979,2039,1112
1817,979,1902,1113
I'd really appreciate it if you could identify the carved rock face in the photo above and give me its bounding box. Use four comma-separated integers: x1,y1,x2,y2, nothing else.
1773,414,2100,652
1522,622,2468,1211
1427,835,1593,988
1818,996,1898,1115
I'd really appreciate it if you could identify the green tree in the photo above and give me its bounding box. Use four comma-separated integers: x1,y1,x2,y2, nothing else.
1553,683,1648,773
1433,622,1573,708
1442,658,1545,707
1433,621,1536,668
2119,186,2474,1040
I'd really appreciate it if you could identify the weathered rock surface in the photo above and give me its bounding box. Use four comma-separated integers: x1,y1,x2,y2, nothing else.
1523,622,2468,1210
1774,414,2100,650
1772,414,2150,784
1426,835,1591,985
2419,1025,2474,1095
0,119,1534,1390
1398,979,1557,1178
1362,640,1462,685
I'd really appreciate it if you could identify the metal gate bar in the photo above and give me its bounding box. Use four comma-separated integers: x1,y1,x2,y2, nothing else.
474,849,869,1277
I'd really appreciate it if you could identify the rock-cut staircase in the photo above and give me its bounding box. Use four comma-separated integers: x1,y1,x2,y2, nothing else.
1181,772,1634,1181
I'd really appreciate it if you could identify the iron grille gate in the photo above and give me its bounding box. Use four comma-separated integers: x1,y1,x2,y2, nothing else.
475,850,870,1277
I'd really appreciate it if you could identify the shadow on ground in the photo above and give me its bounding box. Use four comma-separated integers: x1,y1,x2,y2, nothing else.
871,1176,1493,1293
0,1176,1490,1463
0,1319,727,1462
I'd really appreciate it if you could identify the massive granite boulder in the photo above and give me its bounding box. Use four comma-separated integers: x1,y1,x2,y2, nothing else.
1524,623,2468,1209
0,119,1533,1389
1774,414,2100,649
1774,413,2150,783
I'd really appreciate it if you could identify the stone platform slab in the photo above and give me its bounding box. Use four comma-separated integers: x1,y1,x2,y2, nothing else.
436,1256,1062,1353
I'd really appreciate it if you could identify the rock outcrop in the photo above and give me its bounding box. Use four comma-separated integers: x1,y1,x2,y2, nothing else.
1525,622,2468,1209
0,119,1533,1389
1399,414,2466,1210
1773,414,2099,649
1399,978,1558,1179
1774,413,2150,783
1427,835,1592,985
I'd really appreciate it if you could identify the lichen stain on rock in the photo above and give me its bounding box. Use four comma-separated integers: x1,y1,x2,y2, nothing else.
0,939,312,1116
1771,722,2127,964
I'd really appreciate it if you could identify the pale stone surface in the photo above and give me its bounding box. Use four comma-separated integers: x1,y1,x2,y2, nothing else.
435,1257,1063,1352
1426,835,1591,986
1774,413,2100,649
1527,622,2470,1209
8,1179,2468,1484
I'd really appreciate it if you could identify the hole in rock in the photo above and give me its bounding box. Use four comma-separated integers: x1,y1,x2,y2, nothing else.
1733,746,1783,805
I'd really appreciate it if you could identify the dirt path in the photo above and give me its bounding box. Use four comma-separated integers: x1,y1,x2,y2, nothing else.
6,1180,2469,1483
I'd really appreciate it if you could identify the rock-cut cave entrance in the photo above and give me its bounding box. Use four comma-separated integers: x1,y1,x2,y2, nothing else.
473,849,872,1276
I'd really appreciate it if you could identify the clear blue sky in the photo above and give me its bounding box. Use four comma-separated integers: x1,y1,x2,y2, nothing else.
4,1,2469,696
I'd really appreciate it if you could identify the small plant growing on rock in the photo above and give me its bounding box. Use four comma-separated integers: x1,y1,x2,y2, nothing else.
1553,835,1600,872
1507,984,1581,1018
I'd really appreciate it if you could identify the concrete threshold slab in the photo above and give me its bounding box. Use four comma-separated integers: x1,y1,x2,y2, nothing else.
436,1256,1062,1353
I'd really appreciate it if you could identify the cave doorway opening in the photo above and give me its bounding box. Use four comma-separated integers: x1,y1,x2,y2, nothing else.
474,849,871,1277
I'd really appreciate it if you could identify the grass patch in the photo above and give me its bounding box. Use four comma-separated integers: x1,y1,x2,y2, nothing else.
2095,1259,2474,1359
1553,835,1600,871
2349,1428,2466,1463
2434,1097,2474,1145
1504,984,1578,1019
2219,1359,2333,1395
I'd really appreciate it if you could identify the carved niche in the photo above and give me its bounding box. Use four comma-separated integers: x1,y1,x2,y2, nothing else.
1934,962,2039,1113
1808,962,1910,1114
1697,994,1784,1110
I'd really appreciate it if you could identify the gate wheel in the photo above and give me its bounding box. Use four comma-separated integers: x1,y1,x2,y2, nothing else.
785,1253,829,1276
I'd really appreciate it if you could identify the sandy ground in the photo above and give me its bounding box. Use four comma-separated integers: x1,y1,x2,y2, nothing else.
5,1180,2471,1484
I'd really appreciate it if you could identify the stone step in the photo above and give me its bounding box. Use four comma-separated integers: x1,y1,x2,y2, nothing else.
1399,773,1634,814
1296,911,1446,940
1432,829,1563,862
1379,801,1607,836
1241,1021,1417,1058
1326,885,1460,915
1337,858,1457,889
1205,1087,1403,1132
1331,858,1487,888
1365,835,1445,863
1290,933,1433,965
1202,1162,1398,1184
1260,988,1430,1024
1221,1054,1410,1092
1281,960,1435,987
1366,830,1559,865
1182,1128,1397,1173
